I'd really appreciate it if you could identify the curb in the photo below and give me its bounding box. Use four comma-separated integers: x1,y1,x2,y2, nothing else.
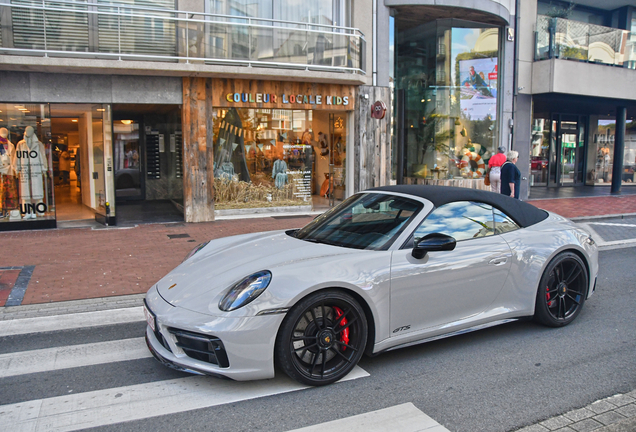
514,391,636,432
570,213,636,222
0,293,145,321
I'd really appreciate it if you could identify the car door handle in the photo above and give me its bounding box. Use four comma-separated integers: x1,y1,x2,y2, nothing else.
489,257,508,266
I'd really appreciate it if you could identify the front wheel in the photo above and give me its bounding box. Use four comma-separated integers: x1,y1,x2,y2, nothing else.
275,290,367,386
534,252,588,327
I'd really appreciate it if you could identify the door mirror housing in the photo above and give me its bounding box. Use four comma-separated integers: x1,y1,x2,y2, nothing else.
412,233,457,259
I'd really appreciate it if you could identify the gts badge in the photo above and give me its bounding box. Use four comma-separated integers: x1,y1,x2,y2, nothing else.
393,325,411,333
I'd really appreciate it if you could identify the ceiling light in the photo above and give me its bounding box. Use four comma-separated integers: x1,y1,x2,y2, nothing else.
72,119,78,122
121,120,133,125
96,108,105,112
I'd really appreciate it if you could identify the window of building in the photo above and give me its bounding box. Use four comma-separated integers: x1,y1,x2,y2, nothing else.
395,18,500,182
212,107,348,209
0,103,55,225
208,0,350,26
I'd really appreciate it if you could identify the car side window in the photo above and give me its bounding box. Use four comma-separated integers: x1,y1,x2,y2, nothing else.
493,208,520,234
410,201,495,245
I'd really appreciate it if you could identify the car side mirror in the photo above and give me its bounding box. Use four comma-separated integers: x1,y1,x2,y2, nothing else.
412,233,457,259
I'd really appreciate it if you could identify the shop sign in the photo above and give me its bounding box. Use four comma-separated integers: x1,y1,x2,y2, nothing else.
211,79,355,111
225,93,349,106
371,101,387,119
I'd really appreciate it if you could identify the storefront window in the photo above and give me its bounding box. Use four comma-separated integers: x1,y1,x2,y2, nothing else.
530,117,550,186
0,103,54,226
396,19,500,182
592,119,615,185
212,107,347,209
623,120,636,184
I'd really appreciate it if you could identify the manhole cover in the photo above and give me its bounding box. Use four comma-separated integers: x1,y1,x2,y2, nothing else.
167,233,191,239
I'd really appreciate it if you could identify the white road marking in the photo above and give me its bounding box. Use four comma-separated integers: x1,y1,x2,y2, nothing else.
0,366,369,432
0,307,144,337
588,222,636,227
0,337,150,378
285,403,451,432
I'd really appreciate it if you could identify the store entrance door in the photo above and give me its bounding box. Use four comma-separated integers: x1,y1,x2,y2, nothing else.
556,116,586,186
50,104,114,225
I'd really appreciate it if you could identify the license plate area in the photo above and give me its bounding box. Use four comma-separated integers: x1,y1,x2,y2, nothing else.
143,300,157,332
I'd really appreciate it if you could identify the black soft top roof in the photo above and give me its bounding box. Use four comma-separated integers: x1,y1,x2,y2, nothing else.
369,185,549,228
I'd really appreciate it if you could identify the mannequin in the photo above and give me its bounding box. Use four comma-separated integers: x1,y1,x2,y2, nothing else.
0,128,18,218
14,126,48,219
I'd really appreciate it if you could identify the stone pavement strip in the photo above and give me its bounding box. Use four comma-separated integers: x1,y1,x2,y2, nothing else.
514,391,636,432
0,215,314,305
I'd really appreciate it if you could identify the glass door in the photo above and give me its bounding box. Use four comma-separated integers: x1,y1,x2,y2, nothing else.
113,119,144,200
557,116,585,186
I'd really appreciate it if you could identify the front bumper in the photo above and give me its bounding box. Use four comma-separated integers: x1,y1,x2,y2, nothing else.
144,286,285,381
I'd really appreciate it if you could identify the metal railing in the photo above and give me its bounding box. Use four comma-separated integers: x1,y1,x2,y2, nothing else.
0,0,366,74
535,15,636,69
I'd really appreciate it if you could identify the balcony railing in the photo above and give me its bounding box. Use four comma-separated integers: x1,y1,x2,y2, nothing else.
535,15,636,69
0,0,366,74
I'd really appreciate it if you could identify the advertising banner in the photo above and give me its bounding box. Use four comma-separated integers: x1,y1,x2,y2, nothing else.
459,58,498,121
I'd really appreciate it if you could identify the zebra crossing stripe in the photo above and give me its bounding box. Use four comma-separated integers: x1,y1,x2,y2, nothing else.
0,366,369,432
588,222,636,227
0,307,144,337
286,403,451,432
0,337,150,378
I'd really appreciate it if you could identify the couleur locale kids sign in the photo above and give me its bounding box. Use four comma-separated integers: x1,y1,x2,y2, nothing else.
225,93,349,106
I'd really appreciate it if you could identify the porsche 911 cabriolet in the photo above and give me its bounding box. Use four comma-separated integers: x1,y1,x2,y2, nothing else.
144,185,598,386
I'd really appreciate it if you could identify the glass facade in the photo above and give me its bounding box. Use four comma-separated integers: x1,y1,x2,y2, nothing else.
395,19,500,182
0,103,54,225
212,107,347,209
589,118,636,185
208,0,351,27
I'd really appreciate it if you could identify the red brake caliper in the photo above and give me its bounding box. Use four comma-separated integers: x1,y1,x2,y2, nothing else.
546,285,552,307
333,307,349,351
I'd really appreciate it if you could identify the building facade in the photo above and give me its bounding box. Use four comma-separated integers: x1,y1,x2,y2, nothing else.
0,0,392,230
516,0,636,199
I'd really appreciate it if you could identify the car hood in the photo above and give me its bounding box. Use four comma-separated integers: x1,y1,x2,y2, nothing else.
155,230,354,316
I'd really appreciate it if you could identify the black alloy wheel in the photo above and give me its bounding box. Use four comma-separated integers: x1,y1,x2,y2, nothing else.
275,290,367,386
534,252,588,327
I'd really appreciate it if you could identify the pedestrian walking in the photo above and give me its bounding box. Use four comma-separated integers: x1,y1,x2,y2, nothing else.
488,146,506,193
500,150,521,199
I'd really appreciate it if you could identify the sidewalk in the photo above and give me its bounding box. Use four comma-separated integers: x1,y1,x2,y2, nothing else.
1,193,636,307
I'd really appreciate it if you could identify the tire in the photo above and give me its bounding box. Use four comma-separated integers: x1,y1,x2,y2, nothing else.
275,290,367,386
534,252,588,327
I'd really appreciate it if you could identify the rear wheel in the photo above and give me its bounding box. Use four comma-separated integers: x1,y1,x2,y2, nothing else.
275,290,367,386
534,252,588,327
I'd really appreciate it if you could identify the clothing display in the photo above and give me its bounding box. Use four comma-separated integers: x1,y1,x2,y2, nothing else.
0,128,18,216
15,126,48,218
272,159,288,189
213,108,251,183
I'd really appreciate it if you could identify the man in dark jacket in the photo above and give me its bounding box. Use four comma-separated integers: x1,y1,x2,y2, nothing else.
500,150,521,199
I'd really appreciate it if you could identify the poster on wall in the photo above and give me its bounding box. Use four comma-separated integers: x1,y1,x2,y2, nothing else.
459,58,498,121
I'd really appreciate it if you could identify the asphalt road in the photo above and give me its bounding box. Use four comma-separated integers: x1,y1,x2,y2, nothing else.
1,247,635,432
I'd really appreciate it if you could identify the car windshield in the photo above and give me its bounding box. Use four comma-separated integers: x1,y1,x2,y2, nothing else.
292,193,423,250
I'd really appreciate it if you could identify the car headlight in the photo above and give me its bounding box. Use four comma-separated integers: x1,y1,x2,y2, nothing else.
183,241,210,263
218,271,272,312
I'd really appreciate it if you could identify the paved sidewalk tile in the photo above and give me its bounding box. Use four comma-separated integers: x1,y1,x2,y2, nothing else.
0,216,314,305
529,195,636,219
569,418,603,432
593,412,626,426
541,416,573,430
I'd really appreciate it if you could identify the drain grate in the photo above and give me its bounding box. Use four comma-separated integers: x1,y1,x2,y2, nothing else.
167,233,191,239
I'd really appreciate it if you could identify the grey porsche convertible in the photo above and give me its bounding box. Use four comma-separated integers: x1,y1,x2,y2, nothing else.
144,185,598,386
